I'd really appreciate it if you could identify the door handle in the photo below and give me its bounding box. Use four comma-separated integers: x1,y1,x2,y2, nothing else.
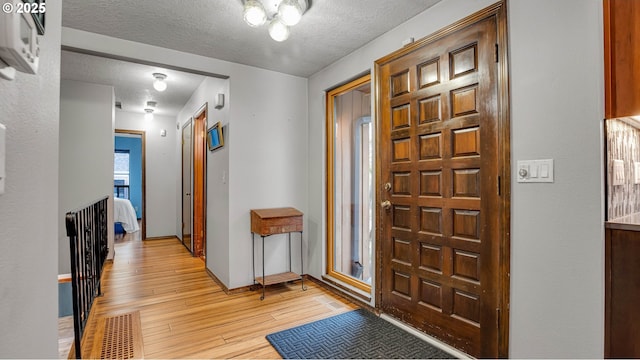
381,200,391,210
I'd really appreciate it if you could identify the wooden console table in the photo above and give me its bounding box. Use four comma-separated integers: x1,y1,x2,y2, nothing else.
251,207,306,300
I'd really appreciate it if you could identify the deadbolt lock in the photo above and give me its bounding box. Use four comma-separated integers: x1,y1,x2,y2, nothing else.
384,182,392,191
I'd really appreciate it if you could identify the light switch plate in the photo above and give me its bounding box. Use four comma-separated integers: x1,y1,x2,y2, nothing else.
517,159,554,183
612,159,625,186
0,123,5,195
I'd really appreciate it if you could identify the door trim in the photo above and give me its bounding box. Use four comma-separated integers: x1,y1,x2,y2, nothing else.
181,118,193,251
373,2,510,357
114,129,146,240
192,104,208,260
325,73,373,294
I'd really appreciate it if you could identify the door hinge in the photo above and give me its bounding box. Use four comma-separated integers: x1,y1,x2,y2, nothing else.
495,44,499,63
497,175,501,196
496,307,501,329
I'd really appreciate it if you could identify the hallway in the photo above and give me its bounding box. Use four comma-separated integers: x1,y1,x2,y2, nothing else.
76,236,358,358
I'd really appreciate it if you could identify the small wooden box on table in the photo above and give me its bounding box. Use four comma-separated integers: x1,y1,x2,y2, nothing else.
250,207,305,300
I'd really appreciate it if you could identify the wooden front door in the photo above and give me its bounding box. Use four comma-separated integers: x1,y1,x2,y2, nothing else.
376,4,509,358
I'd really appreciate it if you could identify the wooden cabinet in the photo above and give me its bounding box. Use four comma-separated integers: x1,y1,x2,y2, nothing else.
605,223,640,358
250,207,303,236
604,0,640,118
250,207,305,300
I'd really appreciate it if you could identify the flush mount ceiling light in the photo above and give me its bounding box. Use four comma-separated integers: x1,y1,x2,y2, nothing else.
152,73,167,92
144,108,154,121
242,0,308,42
144,101,157,120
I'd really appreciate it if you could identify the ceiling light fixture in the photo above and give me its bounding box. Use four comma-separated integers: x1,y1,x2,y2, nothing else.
152,73,167,92
242,0,308,42
244,0,267,27
144,108,154,121
278,0,302,26
268,18,290,42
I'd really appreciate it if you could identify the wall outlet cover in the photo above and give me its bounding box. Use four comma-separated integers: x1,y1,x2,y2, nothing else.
612,159,625,186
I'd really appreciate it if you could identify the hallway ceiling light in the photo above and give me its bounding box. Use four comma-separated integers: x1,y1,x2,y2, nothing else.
242,0,308,42
152,73,167,92
144,108,154,121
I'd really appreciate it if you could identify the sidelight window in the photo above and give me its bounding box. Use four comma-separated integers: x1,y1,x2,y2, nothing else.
326,74,373,293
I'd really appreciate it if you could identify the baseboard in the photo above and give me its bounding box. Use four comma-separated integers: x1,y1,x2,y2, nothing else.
204,269,313,296
204,268,254,295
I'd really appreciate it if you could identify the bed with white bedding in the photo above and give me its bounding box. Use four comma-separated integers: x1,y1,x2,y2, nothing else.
114,197,140,233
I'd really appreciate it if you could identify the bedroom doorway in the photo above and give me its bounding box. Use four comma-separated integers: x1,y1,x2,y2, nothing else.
114,130,146,240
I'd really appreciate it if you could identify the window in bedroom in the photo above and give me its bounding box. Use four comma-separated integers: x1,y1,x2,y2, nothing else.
326,73,373,293
114,150,130,199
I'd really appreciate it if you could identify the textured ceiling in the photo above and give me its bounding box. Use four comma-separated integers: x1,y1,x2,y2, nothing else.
61,0,442,77
61,51,206,117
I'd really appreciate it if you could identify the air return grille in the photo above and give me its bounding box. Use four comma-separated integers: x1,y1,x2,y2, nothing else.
91,311,144,359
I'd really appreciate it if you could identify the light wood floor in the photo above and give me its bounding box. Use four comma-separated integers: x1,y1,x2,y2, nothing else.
78,234,359,359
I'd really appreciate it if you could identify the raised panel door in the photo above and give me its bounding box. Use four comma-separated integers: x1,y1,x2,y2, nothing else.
376,5,509,357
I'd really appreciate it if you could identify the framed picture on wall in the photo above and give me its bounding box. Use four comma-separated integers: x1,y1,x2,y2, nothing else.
207,122,224,151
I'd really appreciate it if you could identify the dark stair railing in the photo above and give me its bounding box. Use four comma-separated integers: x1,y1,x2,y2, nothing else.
65,196,109,359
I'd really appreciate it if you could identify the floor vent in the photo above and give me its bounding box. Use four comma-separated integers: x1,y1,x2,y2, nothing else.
91,311,144,359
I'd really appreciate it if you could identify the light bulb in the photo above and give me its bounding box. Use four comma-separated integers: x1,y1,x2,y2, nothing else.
278,0,302,26
268,18,290,42
152,73,167,92
153,80,166,92
244,0,266,27
144,109,154,121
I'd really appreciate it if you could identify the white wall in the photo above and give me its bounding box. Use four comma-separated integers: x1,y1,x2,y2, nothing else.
59,80,116,274
116,111,178,238
176,77,230,284
0,2,61,357
307,0,604,357
508,1,603,357
227,69,308,288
